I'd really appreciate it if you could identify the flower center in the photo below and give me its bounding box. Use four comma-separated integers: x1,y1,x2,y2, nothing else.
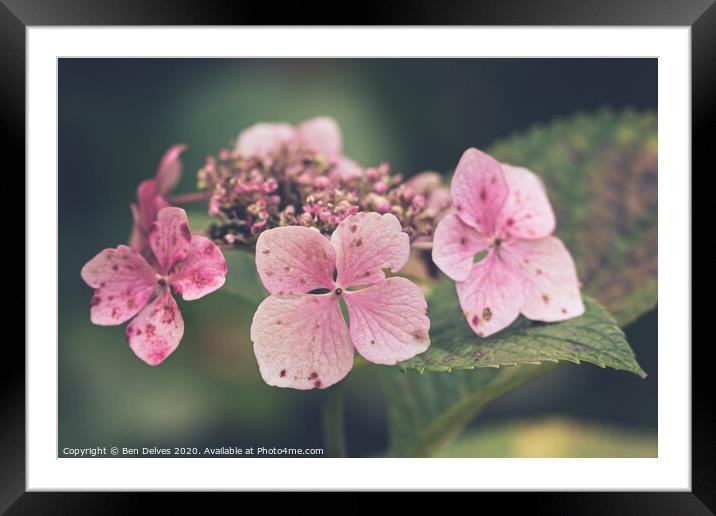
334,288,343,296
157,276,168,287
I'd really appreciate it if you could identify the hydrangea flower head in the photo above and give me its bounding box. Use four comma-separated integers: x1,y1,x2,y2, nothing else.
432,148,584,337
199,118,438,247
250,212,430,389
82,207,227,365
130,144,188,256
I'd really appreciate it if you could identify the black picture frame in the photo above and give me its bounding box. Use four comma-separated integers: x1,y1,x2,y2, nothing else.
4,0,708,511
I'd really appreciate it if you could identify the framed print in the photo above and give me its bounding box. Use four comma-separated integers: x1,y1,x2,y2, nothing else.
5,0,710,511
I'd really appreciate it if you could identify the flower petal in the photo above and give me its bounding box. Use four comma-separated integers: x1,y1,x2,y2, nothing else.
297,116,342,157
155,144,188,197
456,252,524,337
405,171,443,194
129,203,148,253
235,122,296,157
148,207,193,275
136,179,169,231
126,288,184,366
81,245,157,326
250,294,354,389
170,235,227,301
432,213,489,282
331,157,363,182
332,212,409,288
505,236,585,321
343,277,430,365
496,164,555,240
450,148,508,233
255,226,336,295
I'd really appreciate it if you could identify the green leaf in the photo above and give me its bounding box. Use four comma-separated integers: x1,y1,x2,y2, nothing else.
221,248,267,306
186,209,267,307
381,362,557,457
488,109,657,326
399,279,646,377
381,279,646,457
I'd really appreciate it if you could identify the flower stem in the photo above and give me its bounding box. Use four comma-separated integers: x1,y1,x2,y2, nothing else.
167,191,210,204
321,386,347,458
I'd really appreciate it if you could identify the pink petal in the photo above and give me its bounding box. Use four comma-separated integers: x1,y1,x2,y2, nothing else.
343,277,430,365
250,294,354,389
405,171,443,194
432,213,489,282
331,212,410,289
80,245,157,326
426,186,452,219
255,226,336,295
496,164,556,240
504,236,585,321
136,179,169,231
297,116,342,157
155,144,188,197
129,203,148,253
450,148,508,234
331,157,363,181
170,235,227,301
148,207,193,275
456,252,524,337
126,288,184,366
235,122,296,157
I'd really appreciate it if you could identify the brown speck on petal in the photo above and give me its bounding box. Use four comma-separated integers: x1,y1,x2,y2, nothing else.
280,369,287,377
472,314,479,326
542,294,550,304
482,307,492,321
180,223,191,242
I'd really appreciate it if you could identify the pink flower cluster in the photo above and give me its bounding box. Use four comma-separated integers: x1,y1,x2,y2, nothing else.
198,117,446,247
80,116,585,389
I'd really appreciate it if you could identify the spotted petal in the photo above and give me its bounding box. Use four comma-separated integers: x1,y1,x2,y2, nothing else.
255,226,336,295
126,288,184,366
148,207,192,275
251,294,354,389
456,252,524,337
81,245,157,326
496,164,555,240
450,148,508,234
170,235,227,301
432,213,489,282
343,277,430,365
505,236,584,321
332,212,409,288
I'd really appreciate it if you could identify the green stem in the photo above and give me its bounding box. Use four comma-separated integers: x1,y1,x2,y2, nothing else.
321,386,347,457
168,191,210,204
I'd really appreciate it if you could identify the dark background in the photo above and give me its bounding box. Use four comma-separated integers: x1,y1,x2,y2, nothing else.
58,58,657,457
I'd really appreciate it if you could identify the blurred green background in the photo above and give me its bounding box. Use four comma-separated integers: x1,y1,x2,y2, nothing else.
59,59,657,457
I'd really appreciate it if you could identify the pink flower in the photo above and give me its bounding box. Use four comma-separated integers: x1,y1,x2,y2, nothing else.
251,212,430,389
235,116,361,180
130,144,188,255
432,148,584,337
82,207,227,365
